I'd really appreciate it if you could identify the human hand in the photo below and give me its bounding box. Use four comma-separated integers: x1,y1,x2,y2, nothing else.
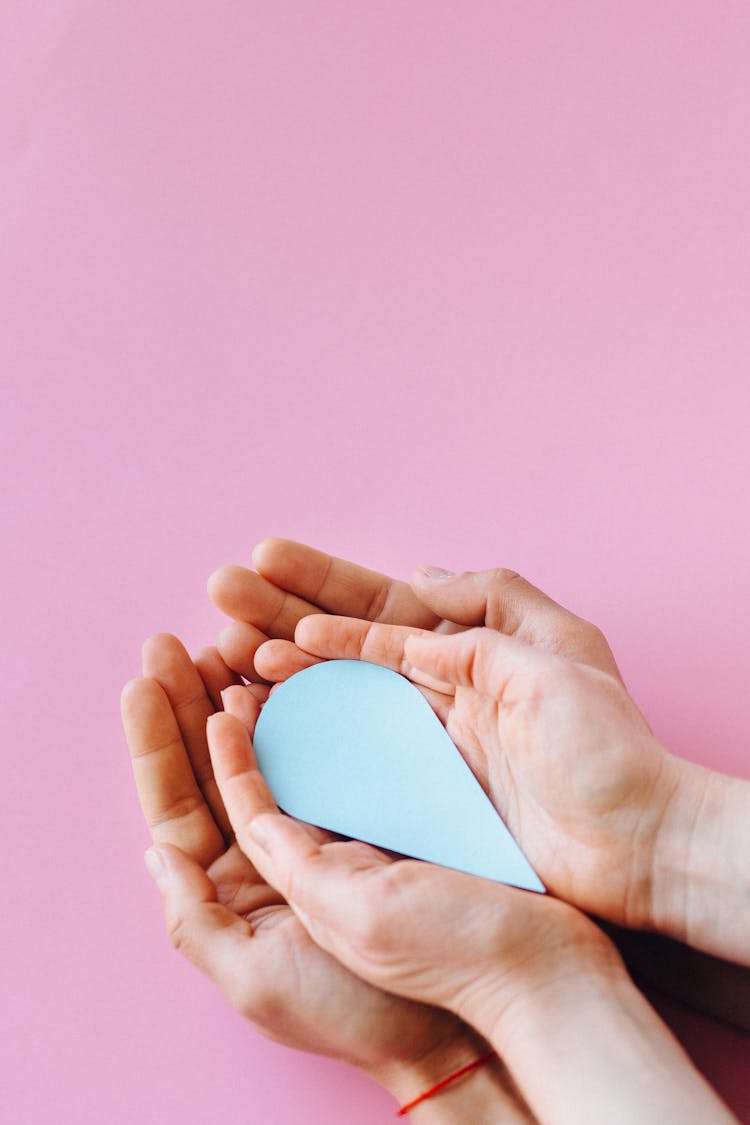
121,634,532,1120
211,542,750,965
205,702,735,1125
286,610,679,936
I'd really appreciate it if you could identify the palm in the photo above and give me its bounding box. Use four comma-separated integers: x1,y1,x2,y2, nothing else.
205,840,454,1060
121,633,461,1071
441,663,666,921
284,608,667,923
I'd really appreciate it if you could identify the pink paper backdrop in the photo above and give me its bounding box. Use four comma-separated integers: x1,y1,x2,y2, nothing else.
2,3,749,1121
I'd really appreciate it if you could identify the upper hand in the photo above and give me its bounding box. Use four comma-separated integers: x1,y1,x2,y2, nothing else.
290,607,677,933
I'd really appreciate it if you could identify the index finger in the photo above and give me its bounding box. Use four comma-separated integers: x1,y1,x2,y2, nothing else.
293,615,455,695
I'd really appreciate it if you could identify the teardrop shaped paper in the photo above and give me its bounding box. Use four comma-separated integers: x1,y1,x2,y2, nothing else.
253,659,544,892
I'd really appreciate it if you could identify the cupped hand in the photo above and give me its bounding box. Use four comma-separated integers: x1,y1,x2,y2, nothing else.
208,541,671,928
121,634,516,1106
290,612,679,933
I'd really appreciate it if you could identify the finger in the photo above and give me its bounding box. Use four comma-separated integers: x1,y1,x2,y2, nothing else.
194,645,243,710
254,639,323,682
206,711,320,895
208,565,323,641
206,843,288,915
142,634,232,840
253,538,441,628
404,628,548,699
144,843,258,999
253,634,452,722
122,678,225,866
214,798,530,1018
196,648,270,706
412,566,622,679
204,711,533,1014
218,685,261,736
215,620,274,683
207,718,391,928
294,615,456,695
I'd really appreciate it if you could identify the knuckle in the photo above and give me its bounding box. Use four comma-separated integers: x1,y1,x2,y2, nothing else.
489,566,522,587
484,569,524,630
363,580,390,623
166,912,191,955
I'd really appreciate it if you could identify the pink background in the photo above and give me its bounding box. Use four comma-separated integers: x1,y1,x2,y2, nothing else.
2,2,749,1121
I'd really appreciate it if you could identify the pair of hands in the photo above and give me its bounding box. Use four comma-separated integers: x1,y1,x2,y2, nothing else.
122,539,741,1121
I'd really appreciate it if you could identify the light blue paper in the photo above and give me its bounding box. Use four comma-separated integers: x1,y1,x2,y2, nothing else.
253,659,544,892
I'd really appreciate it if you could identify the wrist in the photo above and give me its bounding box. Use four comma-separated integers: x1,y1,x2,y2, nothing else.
370,1030,529,1123
460,938,733,1125
650,757,750,961
451,901,622,1044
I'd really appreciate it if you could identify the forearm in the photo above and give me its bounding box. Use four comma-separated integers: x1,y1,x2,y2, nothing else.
456,954,736,1125
652,760,750,964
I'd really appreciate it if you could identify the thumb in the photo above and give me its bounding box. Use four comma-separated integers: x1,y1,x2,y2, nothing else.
144,843,253,995
410,565,566,633
411,565,621,679
403,627,547,699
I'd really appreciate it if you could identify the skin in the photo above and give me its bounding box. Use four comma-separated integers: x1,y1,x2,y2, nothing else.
123,540,749,1116
122,633,534,1121
209,541,750,966
291,613,672,932
291,613,750,965
181,702,737,1125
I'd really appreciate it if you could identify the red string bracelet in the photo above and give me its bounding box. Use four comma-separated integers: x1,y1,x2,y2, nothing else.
396,1049,497,1117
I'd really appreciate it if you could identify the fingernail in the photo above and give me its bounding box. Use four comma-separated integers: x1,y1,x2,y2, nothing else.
419,565,455,579
220,688,229,710
144,847,168,886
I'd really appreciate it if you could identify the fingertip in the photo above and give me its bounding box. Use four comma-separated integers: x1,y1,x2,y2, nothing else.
207,564,242,605
206,710,253,780
217,622,237,651
141,632,183,660
145,842,197,891
252,638,277,679
193,643,219,665
412,565,456,584
220,684,261,732
144,846,169,889
121,675,146,706
206,708,240,732
120,675,165,719
251,536,286,573
294,614,318,648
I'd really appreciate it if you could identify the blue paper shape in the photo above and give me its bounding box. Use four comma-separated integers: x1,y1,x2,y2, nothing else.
253,659,544,892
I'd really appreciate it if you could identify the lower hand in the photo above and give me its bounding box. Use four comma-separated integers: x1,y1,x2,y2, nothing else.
121,634,531,1119
204,701,735,1125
